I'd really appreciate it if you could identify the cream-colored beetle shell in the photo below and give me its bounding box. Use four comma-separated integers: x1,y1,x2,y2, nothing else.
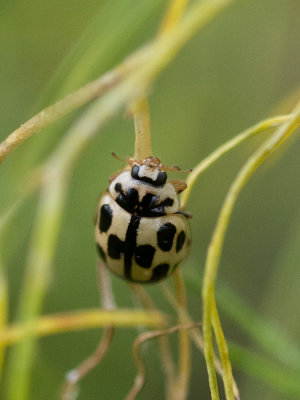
95,193,191,283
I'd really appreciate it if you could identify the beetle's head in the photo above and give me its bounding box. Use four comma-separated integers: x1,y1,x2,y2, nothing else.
130,157,167,187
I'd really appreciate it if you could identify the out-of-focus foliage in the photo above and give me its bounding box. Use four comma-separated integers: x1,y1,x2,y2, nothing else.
0,0,299,399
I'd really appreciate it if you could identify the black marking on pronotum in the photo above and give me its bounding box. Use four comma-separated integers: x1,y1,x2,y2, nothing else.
160,198,174,207
114,185,174,217
131,165,167,187
150,197,174,215
115,185,139,213
157,223,176,251
140,193,162,217
99,204,113,232
176,231,186,252
135,245,156,269
150,263,170,283
140,194,174,217
124,215,141,280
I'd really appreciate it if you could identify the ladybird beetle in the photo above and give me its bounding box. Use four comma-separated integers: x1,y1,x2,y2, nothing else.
95,156,191,283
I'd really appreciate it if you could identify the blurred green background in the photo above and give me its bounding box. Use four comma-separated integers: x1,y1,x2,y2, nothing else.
0,0,300,399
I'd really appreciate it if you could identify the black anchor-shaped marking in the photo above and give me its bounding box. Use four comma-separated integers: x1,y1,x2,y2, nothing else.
107,215,157,280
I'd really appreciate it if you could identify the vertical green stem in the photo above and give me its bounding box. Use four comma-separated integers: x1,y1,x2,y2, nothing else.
203,289,220,400
211,295,234,400
131,97,152,159
6,167,68,400
202,102,300,399
173,270,191,400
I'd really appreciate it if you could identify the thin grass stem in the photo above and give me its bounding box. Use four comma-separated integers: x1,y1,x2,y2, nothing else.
173,270,191,400
131,97,152,159
162,283,241,400
202,102,300,399
0,69,125,164
0,0,235,165
129,284,176,400
128,2,191,397
61,260,116,399
3,1,237,398
6,164,69,400
125,323,200,400
181,114,291,207
130,0,190,161
0,308,166,348
159,0,190,34
211,295,235,399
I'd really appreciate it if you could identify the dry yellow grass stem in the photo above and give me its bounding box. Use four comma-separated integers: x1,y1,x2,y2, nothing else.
0,0,235,166
172,270,191,400
3,1,236,398
159,0,190,34
129,2,192,399
61,328,114,400
202,102,300,399
125,322,201,400
61,260,116,399
129,283,176,400
130,0,190,162
162,283,241,400
131,97,153,160
0,308,166,348
0,69,124,164
181,114,291,207
159,2,192,398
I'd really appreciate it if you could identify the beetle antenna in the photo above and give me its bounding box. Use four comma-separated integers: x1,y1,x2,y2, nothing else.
111,152,125,162
163,164,192,173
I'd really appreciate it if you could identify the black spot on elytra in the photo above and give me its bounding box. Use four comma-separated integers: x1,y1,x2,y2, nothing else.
124,215,141,280
135,245,156,269
107,234,124,259
106,216,141,281
99,204,113,232
150,263,170,282
176,231,186,252
96,244,106,261
157,223,176,251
